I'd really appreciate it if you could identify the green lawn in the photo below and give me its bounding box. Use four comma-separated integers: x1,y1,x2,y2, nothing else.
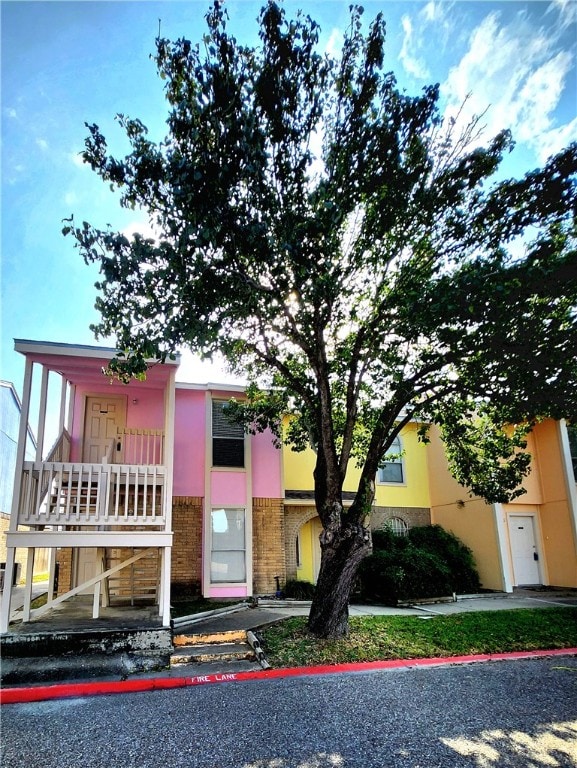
260,608,577,668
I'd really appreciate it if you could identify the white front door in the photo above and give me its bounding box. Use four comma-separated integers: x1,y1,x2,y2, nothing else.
82,396,127,462
74,547,99,594
508,514,541,586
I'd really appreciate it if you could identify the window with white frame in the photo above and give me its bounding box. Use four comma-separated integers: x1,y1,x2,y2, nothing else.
377,435,404,483
387,517,409,536
212,400,245,468
210,508,246,583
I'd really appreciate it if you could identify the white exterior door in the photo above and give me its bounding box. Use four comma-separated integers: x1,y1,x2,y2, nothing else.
508,514,541,586
82,396,126,462
74,547,99,594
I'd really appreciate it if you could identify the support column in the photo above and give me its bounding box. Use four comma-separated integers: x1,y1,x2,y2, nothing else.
47,547,57,602
59,374,68,434
1,357,34,633
160,368,176,625
36,366,49,462
22,548,35,622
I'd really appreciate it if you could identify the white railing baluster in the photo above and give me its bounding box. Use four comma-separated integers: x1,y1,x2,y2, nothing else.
17,460,166,528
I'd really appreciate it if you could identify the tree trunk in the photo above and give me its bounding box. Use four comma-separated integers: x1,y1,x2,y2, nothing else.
307,521,371,639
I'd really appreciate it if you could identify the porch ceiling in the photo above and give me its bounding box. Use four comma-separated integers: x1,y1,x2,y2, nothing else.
14,339,179,390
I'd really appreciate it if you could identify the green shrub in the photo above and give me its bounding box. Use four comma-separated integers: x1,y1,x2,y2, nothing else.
283,579,316,600
359,524,481,603
408,525,481,594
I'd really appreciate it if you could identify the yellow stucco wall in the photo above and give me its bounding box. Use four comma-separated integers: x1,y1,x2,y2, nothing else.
432,500,504,591
427,424,504,590
428,419,577,590
283,422,430,508
528,420,577,587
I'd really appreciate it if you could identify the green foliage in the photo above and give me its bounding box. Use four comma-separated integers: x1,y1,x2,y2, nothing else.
283,579,316,600
65,0,577,634
408,525,482,594
359,525,480,603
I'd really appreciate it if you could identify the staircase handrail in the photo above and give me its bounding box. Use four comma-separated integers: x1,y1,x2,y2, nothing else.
38,429,71,504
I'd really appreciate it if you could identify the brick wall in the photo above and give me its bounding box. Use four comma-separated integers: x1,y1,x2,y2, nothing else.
284,504,432,582
56,548,73,596
171,496,203,595
252,497,286,594
284,504,318,581
371,506,431,531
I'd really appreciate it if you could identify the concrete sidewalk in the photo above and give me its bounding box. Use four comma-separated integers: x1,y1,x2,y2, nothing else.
173,588,577,634
2,587,576,690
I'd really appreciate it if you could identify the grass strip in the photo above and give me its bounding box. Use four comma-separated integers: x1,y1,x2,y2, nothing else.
261,608,577,668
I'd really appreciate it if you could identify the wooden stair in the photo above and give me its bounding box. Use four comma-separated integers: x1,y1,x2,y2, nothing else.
105,548,160,605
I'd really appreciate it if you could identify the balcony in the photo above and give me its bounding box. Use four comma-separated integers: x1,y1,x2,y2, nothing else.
17,428,168,530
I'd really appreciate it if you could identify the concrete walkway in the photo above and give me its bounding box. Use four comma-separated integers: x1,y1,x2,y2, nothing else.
173,589,577,635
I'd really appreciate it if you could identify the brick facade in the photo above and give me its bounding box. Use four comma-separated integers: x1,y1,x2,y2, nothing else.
171,496,203,596
284,504,432,581
284,504,318,582
252,497,286,594
371,505,431,531
56,548,73,596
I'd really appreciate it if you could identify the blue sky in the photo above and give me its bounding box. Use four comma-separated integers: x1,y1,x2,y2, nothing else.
2,0,576,401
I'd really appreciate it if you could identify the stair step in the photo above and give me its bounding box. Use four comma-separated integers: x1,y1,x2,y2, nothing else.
173,630,247,647
171,642,254,666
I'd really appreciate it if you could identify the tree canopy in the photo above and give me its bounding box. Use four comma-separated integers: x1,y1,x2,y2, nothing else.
65,2,577,637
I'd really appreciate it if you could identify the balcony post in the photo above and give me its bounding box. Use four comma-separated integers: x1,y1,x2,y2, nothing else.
0,357,34,632
36,366,49,462
58,374,68,434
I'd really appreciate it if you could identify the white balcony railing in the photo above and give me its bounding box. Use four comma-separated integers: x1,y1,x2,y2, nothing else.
18,461,167,528
115,428,164,465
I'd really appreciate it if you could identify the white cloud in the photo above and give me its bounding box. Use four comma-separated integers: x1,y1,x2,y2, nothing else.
5,107,17,119
70,151,85,168
547,0,577,30
121,219,161,242
36,138,48,151
399,15,430,80
325,28,343,58
64,191,78,206
440,11,576,164
176,349,245,386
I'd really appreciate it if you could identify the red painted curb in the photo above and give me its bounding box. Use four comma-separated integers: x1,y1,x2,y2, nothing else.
2,647,576,705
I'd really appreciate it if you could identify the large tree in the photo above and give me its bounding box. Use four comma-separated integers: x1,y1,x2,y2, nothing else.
65,2,577,638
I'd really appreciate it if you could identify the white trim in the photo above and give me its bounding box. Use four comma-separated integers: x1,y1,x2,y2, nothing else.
36,366,49,462
58,375,67,434
506,509,545,587
493,503,514,593
176,381,247,393
161,368,176,624
203,392,212,597
6,531,173,547
245,423,253,596
67,384,75,433
14,338,180,365
558,420,577,556
376,435,406,486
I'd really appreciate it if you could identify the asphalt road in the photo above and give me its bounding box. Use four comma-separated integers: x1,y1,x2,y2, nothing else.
2,657,577,768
